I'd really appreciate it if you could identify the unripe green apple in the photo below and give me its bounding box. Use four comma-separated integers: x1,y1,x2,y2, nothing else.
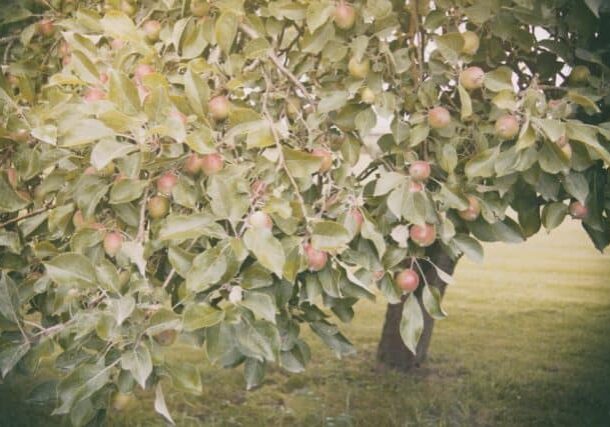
333,3,356,30
148,196,170,219
495,114,519,140
459,66,485,91
395,268,419,292
286,96,301,120
360,87,375,104
458,195,481,222
461,31,480,55
428,106,451,129
348,57,370,79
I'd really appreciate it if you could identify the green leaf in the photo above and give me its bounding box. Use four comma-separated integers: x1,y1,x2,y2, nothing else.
183,303,224,331
311,221,351,252
244,358,265,390
361,217,386,257
91,139,137,170
184,67,209,117
465,148,498,178
541,202,568,231
283,148,322,178
458,85,472,119
399,295,424,354
452,234,484,263
434,33,464,63
0,273,19,322
563,172,589,204
422,285,447,320
484,66,514,92
186,246,228,292
60,119,115,147
306,1,334,32
121,344,152,389
166,363,202,395
532,118,565,143
186,126,216,154
318,91,349,114
374,171,405,196
0,341,30,378
158,213,226,241
70,50,99,84
243,228,286,277
566,121,610,165
54,363,111,415
154,384,175,426
0,173,29,213
45,253,97,288
239,291,276,324
215,12,238,55
109,179,148,204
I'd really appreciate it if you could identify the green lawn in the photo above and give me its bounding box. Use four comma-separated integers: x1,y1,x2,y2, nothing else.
2,219,610,426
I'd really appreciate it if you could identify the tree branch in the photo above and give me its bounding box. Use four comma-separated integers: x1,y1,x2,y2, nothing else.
0,204,53,230
136,189,149,243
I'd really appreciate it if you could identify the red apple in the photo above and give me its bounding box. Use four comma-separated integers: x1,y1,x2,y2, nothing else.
395,268,420,292
184,154,204,176
409,180,424,193
84,87,106,102
428,106,451,129
334,3,356,30
458,195,481,222
153,329,177,346
143,20,161,42
248,211,273,229
37,19,55,37
208,96,230,121
103,231,123,257
495,114,519,140
409,161,431,181
459,66,485,91
461,31,480,55
148,196,170,219
409,223,436,247
111,39,125,50
156,172,178,195
84,166,97,175
99,72,109,84
312,148,333,173
304,243,328,271
569,201,588,219
134,64,155,84
170,110,188,125
200,153,224,176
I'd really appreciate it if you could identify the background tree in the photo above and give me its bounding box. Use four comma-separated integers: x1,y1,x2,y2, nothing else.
0,0,609,424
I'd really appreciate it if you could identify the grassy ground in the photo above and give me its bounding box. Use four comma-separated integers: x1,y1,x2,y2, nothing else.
2,219,610,426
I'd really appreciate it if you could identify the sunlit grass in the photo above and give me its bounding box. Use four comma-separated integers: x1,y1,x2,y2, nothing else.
2,219,609,426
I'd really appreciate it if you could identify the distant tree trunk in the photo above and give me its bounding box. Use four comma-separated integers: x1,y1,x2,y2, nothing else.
376,246,458,371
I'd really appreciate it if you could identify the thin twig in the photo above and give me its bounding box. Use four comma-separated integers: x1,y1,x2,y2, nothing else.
0,204,53,230
136,188,150,243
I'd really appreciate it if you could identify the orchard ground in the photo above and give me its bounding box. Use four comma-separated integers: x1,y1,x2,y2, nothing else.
2,219,610,427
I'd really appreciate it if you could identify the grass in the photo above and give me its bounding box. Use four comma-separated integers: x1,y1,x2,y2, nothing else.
2,219,610,426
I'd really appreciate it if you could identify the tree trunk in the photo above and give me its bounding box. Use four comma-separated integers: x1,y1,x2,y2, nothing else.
376,245,458,371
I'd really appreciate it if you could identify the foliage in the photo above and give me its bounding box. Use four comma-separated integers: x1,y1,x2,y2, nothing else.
0,0,609,424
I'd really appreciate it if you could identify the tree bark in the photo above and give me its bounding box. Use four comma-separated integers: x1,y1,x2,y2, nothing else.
376,245,458,371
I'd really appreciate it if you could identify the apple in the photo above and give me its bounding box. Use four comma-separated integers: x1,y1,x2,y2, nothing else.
461,31,480,55
148,196,170,219
170,110,188,125
103,232,123,257
200,153,224,175
111,38,125,50
556,135,572,159
428,106,451,129
334,2,356,30
112,392,133,411
248,211,273,229
156,172,178,195
569,201,588,219
351,208,364,231
458,195,481,221
184,154,204,175
99,73,109,84
395,268,420,292
37,19,55,37
360,87,375,104
143,20,161,42
120,0,137,16
84,166,97,175
208,95,230,121
251,179,267,196
312,148,333,173
568,65,590,86
348,57,370,79
72,210,86,229
459,66,485,91
84,87,106,102
409,160,431,181
495,114,519,140
134,64,155,84
11,128,29,142
153,329,177,346
286,96,301,120
190,0,210,17
409,223,436,247
409,180,424,193
304,243,328,271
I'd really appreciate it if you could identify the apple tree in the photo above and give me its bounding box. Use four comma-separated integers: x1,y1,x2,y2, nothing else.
0,0,609,424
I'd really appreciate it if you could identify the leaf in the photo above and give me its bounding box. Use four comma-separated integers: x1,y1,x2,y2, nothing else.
184,67,209,117
484,66,514,92
399,295,424,354
566,121,610,165
186,246,228,292
532,118,565,143
458,85,473,119
434,33,464,63
244,358,265,390
0,341,29,378
215,12,238,55
154,384,175,425
374,171,405,196
158,213,225,241
91,139,137,170
239,291,276,324
563,172,589,204
541,202,568,231
243,228,285,278
54,363,112,415
168,246,195,278
422,285,447,320
109,179,148,204
465,148,498,178
283,148,322,178
311,221,351,252
121,241,147,277
45,253,97,287
182,303,224,331
60,119,115,147
318,91,349,114
114,296,135,326
306,1,335,32
409,124,429,147
185,126,216,154
121,344,152,389
361,217,386,257
452,234,484,263
166,363,202,395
